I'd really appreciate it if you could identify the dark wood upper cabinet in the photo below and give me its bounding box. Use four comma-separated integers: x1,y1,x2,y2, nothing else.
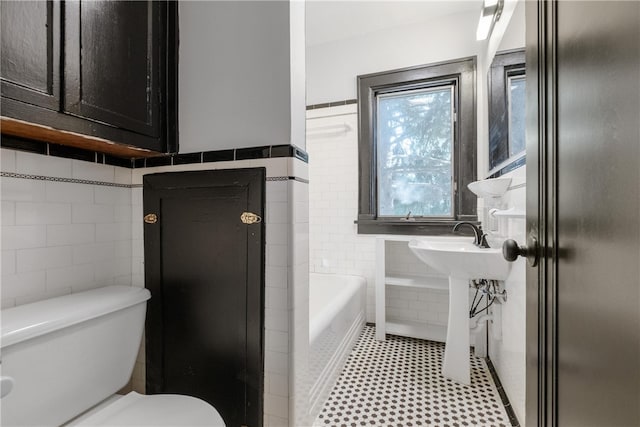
64,1,161,138
0,0,178,157
0,1,61,111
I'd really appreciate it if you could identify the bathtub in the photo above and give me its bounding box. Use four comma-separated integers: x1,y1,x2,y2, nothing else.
308,273,366,420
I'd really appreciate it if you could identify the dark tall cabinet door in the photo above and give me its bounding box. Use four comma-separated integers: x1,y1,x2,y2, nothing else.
144,169,265,427
0,0,60,110
64,1,163,138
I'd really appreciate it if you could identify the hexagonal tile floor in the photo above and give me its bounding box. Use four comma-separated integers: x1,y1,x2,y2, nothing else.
314,326,513,427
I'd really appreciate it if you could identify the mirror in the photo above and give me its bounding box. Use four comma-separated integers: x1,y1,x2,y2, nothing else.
488,48,526,176
485,0,526,178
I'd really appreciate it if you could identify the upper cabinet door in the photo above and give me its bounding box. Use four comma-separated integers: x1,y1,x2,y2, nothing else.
63,0,162,138
0,0,61,111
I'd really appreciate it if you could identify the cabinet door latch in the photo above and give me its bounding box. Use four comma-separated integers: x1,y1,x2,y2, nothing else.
144,213,158,224
240,211,262,224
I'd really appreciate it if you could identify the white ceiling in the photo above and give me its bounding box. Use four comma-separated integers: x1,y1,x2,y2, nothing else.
306,0,482,47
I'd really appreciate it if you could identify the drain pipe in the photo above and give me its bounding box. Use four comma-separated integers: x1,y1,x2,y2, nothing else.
470,314,493,333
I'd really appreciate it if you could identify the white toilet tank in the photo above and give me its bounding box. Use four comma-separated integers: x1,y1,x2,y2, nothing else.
0,286,151,427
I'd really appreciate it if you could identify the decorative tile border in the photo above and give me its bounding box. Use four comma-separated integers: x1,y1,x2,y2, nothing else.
0,172,132,188
306,99,357,111
1,171,308,188
130,144,309,167
1,135,309,168
267,176,309,184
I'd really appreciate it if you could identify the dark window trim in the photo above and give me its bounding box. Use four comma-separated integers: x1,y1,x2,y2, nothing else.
356,56,477,235
488,48,526,177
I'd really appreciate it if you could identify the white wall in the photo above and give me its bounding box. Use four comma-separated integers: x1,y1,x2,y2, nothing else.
485,167,527,424
179,0,306,153
306,9,481,105
498,0,525,52
289,0,307,151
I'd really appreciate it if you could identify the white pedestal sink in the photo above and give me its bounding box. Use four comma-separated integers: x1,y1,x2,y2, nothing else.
408,238,511,385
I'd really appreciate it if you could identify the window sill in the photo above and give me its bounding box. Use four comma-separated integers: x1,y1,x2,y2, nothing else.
355,218,478,236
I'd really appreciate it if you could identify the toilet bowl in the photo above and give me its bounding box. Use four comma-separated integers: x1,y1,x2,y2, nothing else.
65,392,224,426
0,286,225,427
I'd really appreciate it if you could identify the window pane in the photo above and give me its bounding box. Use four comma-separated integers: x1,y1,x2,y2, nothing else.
377,87,453,217
508,75,526,157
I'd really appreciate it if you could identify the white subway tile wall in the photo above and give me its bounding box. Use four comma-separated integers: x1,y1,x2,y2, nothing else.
384,241,450,327
289,179,310,427
1,149,17,172
1,149,309,426
264,180,291,424
1,149,133,308
307,106,450,326
3,178,47,202
17,151,72,178
71,159,116,182
307,107,377,321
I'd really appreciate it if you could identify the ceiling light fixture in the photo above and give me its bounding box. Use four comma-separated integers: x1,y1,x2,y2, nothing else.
476,0,504,41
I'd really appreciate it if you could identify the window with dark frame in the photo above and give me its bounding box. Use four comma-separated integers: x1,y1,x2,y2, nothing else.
356,57,478,235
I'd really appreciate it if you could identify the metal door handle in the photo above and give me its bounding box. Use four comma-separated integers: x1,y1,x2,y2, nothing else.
1,376,14,399
503,236,539,267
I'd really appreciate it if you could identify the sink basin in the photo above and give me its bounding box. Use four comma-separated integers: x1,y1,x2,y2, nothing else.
407,237,512,385
408,239,511,281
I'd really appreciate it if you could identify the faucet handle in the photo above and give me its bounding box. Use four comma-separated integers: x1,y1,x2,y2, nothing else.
478,233,490,248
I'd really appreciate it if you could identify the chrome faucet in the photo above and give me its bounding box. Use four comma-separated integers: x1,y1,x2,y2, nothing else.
453,222,490,248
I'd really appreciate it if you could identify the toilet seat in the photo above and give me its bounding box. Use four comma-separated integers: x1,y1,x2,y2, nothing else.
69,392,225,426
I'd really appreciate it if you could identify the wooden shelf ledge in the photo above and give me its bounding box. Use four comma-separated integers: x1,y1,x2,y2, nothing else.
1,116,161,159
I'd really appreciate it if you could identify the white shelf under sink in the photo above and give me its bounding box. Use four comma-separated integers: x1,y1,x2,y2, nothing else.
385,273,449,290
375,236,450,342
385,320,447,343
